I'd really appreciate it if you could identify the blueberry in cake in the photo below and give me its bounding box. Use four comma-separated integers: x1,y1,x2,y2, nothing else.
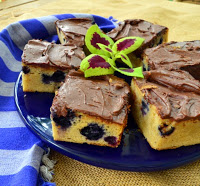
107,19,168,67
50,71,130,147
131,41,200,150
22,39,85,93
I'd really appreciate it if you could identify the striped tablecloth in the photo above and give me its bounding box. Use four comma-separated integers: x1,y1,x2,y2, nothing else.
0,13,116,186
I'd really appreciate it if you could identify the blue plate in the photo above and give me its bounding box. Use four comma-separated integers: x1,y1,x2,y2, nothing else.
15,72,200,171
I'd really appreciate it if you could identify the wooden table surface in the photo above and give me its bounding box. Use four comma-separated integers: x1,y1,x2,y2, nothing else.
0,0,56,30
0,0,199,31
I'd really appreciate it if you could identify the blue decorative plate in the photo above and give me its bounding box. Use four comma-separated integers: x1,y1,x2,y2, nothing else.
15,73,200,171
12,13,200,171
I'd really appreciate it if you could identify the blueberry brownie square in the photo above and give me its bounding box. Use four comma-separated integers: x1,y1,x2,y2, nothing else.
131,70,200,150
21,39,85,93
50,71,131,147
131,40,200,150
55,18,93,47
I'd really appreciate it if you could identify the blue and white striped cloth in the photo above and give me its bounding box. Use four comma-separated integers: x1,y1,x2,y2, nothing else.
0,14,116,185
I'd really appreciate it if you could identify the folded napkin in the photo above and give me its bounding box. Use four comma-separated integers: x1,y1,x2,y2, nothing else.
0,13,116,185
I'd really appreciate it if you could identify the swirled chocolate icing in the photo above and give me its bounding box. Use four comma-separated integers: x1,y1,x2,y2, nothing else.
107,19,168,55
22,39,85,69
144,41,200,80
51,71,130,124
138,41,200,121
136,41,200,121
136,77,200,121
144,70,200,95
55,18,93,47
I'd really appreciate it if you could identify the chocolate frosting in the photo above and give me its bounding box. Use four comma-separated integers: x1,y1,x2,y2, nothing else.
144,41,200,74
137,40,200,121
136,79,200,121
51,71,130,124
107,19,168,55
22,39,85,69
144,70,200,95
55,18,93,47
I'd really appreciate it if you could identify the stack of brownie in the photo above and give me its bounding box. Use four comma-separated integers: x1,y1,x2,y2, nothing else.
21,17,200,150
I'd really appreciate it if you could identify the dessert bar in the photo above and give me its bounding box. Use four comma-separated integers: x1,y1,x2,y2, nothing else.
55,18,93,47
22,39,85,92
50,71,130,147
131,41,200,150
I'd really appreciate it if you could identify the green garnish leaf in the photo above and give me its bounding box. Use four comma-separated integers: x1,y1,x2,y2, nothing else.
107,58,144,77
115,52,133,68
81,24,145,78
118,67,144,77
112,36,145,55
85,24,114,55
97,43,113,57
80,54,115,78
